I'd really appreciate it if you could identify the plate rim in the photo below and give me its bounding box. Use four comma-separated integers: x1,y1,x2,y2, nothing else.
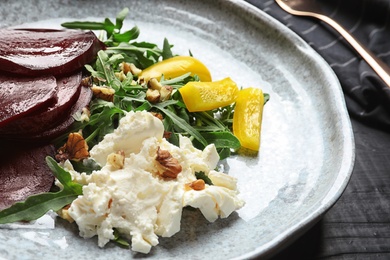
224,0,355,258
0,0,356,259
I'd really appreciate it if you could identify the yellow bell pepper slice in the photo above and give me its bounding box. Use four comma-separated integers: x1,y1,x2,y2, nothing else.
138,56,212,82
233,87,265,151
179,77,239,112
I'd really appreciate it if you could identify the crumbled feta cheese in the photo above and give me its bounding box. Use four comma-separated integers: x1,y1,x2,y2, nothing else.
89,110,164,166
65,111,245,254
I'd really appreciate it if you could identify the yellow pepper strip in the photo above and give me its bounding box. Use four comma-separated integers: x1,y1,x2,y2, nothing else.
138,56,212,82
179,77,239,112
233,87,265,151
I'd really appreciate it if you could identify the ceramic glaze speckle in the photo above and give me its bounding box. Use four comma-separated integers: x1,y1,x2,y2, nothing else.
0,0,354,259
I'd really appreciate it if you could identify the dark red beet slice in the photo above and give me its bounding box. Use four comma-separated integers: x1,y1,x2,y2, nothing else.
26,85,93,141
0,28,105,77
0,75,57,127
0,142,55,210
0,72,82,135
0,85,92,142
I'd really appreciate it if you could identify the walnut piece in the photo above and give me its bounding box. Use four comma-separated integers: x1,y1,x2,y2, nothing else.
121,62,142,76
56,132,89,162
155,147,182,179
159,85,173,101
91,85,115,102
150,112,164,121
148,78,162,91
186,179,206,191
146,88,160,103
163,131,172,139
107,150,125,170
146,78,173,102
80,76,92,88
115,71,127,82
57,204,74,223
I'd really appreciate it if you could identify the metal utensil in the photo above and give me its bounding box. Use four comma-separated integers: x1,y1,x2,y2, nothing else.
275,0,390,88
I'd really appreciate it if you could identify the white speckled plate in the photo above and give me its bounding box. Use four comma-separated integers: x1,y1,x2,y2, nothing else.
0,0,355,259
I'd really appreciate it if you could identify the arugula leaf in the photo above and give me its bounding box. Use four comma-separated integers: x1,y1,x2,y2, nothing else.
201,132,240,159
264,93,270,104
201,132,241,150
107,43,162,57
195,171,213,185
162,38,173,60
153,103,208,147
160,72,193,87
113,229,130,248
217,148,232,160
85,64,105,80
0,157,83,224
103,18,116,39
61,21,107,30
46,157,82,192
115,7,129,30
61,8,140,48
196,111,228,131
83,100,125,145
71,158,102,174
96,50,122,91
113,27,140,43
0,189,80,224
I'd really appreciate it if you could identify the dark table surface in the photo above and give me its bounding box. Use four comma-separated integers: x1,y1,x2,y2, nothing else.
272,119,390,259
246,0,390,259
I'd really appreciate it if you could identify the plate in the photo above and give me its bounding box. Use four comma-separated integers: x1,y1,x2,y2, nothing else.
0,0,355,259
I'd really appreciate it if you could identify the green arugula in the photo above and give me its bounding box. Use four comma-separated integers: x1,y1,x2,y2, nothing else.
0,157,82,224
195,171,213,185
60,8,241,159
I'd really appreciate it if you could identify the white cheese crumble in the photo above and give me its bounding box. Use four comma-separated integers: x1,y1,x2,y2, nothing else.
62,110,245,254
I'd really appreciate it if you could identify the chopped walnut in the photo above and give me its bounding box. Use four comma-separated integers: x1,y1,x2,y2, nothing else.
121,62,142,76
121,62,131,74
107,150,125,170
150,112,172,138
56,132,89,162
186,179,206,191
163,131,172,139
155,147,182,179
160,85,173,101
146,88,160,103
57,204,74,223
150,112,164,120
146,78,173,102
115,71,127,82
91,85,115,102
148,78,162,91
80,76,92,88
80,107,91,122
138,76,146,86
130,63,142,76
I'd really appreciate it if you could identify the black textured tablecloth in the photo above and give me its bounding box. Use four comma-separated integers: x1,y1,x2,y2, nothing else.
246,0,390,259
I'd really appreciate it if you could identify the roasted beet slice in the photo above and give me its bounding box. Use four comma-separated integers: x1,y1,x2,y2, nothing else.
0,28,105,77
0,142,55,210
0,85,92,142
0,75,57,127
31,85,93,141
0,72,83,135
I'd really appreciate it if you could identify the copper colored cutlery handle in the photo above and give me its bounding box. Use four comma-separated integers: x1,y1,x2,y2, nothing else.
314,14,390,88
